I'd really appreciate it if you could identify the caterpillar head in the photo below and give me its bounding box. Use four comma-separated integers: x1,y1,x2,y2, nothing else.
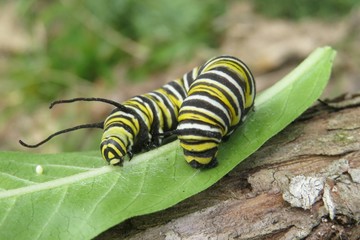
100,136,126,166
100,108,140,166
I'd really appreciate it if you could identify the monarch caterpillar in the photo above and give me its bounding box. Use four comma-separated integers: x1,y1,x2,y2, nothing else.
19,56,255,168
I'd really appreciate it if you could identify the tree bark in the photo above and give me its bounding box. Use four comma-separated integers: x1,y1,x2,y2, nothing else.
97,93,360,240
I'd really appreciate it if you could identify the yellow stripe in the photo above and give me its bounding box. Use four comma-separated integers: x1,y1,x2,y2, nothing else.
125,99,149,114
101,146,106,159
109,143,123,156
102,127,132,141
204,57,252,82
189,84,237,124
101,140,125,159
104,114,140,139
160,88,182,109
178,106,226,127
178,111,219,127
111,136,127,150
145,96,165,129
184,154,213,165
189,85,229,105
245,89,255,109
201,57,255,111
125,99,153,126
178,134,219,142
180,141,218,152
148,92,173,128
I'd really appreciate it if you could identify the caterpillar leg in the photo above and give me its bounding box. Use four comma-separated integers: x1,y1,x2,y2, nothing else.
222,132,233,142
127,150,134,161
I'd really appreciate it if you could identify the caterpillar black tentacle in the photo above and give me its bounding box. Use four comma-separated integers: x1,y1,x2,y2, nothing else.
20,55,255,169
49,97,130,113
19,121,104,148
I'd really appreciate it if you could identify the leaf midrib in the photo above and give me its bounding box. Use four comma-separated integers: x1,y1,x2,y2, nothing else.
0,166,113,199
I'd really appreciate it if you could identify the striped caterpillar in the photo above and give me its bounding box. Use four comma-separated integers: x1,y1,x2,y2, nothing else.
20,56,256,169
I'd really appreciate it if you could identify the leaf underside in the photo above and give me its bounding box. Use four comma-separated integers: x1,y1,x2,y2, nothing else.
0,46,336,240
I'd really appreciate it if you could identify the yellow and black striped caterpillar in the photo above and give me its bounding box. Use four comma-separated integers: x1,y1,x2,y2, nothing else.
20,56,255,169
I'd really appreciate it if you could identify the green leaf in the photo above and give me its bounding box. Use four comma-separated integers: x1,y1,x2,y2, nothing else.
0,46,336,239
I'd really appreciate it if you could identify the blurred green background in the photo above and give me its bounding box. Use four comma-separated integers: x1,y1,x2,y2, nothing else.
1,0,359,153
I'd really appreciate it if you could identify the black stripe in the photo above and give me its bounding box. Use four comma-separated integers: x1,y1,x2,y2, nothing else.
181,92,231,125
178,109,228,131
101,137,126,157
179,118,219,130
183,146,218,158
126,97,152,121
177,126,222,140
165,80,187,100
151,91,177,129
224,57,256,101
180,138,220,146
195,69,245,115
135,95,160,131
182,68,198,89
198,56,254,101
189,158,218,169
104,123,135,137
212,66,247,90
105,113,137,128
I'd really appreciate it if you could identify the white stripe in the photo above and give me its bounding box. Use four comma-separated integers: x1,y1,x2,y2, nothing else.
177,122,222,134
108,110,134,119
124,105,151,128
184,95,231,123
163,83,184,102
148,92,173,109
183,74,191,92
204,69,245,108
147,92,172,126
129,96,144,104
183,67,199,92
180,105,227,128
